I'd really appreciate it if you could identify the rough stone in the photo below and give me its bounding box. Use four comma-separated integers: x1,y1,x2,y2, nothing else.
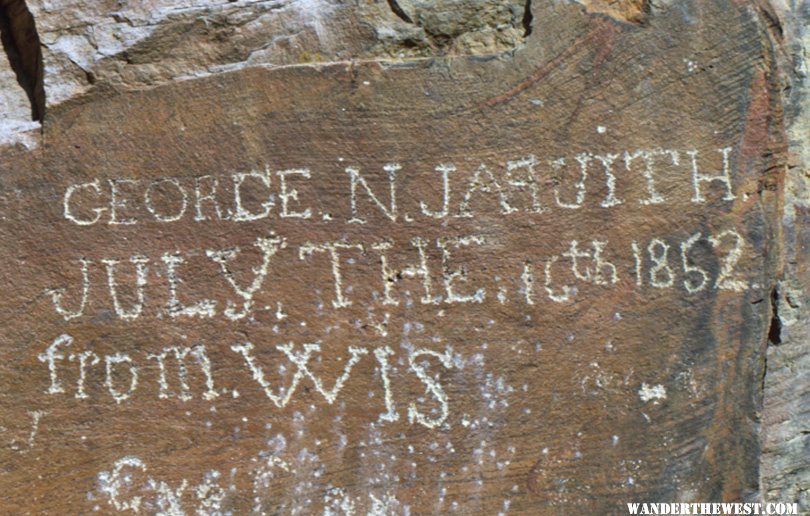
0,0,805,514
0,45,35,143
760,1,810,512
0,0,43,146
19,0,531,116
573,0,649,23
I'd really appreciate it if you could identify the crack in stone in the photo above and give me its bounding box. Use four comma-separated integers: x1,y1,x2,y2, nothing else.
768,285,783,345
523,0,533,37
0,0,44,121
386,0,414,24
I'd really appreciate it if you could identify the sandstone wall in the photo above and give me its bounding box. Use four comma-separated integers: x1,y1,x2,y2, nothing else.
0,0,806,513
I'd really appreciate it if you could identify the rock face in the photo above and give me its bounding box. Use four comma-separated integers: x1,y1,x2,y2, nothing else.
21,0,531,112
0,0,805,514
0,0,42,145
761,0,810,510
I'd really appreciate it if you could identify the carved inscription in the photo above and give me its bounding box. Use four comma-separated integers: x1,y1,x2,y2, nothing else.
62,148,734,227
33,145,755,432
0,3,785,510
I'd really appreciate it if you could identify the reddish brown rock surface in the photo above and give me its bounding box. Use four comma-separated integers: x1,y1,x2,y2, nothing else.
0,0,804,514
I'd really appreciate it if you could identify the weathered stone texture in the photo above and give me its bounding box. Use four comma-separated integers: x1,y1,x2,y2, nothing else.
761,1,810,512
21,0,530,113
0,0,42,146
0,46,33,140
575,0,649,23
0,0,805,514
28,0,365,105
